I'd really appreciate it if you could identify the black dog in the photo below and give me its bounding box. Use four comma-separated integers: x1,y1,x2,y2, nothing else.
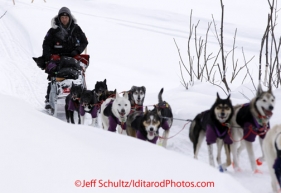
94,79,108,102
189,93,233,171
79,89,98,126
65,83,83,124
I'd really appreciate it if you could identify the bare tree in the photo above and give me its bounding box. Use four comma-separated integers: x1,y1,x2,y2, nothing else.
175,0,255,94
259,0,281,89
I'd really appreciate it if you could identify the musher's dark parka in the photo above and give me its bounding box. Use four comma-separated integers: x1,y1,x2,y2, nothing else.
42,7,88,61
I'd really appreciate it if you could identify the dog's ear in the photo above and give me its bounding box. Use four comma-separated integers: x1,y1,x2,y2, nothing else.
123,92,129,100
268,85,272,94
256,83,263,97
115,90,119,99
104,79,106,84
130,86,136,92
145,106,148,113
142,86,146,93
216,92,221,100
157,108,161,117
227,94,231,100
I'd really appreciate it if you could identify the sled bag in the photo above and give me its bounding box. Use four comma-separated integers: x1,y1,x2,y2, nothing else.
56,68,79,80
59,56,82,71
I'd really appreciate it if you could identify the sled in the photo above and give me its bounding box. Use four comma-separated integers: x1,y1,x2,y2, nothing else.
48,54,90,117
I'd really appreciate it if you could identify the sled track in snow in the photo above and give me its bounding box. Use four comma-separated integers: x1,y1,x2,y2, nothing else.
0,7,43,108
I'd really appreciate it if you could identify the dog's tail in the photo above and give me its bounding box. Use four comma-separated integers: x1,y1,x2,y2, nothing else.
158,88,164,103
189,120,195,143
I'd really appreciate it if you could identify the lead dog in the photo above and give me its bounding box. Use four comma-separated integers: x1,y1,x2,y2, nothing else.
263,124,281,193
230,85,275,173
189,93,233,171
100,91,131,135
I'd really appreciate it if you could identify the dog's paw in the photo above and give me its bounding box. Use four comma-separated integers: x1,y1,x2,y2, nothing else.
218,165,227,173
256,158,263,166
253,169,263,174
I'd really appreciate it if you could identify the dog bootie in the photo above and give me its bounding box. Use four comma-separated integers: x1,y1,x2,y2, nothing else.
219,165,227,172
256,158,263,166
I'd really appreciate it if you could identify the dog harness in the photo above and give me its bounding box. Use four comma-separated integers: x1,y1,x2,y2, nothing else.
273,132,281,188
236,103,270,142
130,105,143,113
104,100,126,132
68,99,80,111
108,114,126,132
136,130,158,143
79,104,98,118
131,114,159,144
200,110,232,145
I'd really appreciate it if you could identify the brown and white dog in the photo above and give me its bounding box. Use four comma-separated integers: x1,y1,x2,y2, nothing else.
230,85,275,173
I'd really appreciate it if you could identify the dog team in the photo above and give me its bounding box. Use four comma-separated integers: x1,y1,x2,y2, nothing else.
65,80,280,192
65,79,173,148
188,84,280,192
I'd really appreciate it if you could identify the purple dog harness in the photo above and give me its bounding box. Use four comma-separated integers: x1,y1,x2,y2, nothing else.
68,99,80,111
206,124,232,145
236,103,270,142
79,104,98,118
199,110,232,145
104,100,127,132
107,114,126,132
136,120,170,144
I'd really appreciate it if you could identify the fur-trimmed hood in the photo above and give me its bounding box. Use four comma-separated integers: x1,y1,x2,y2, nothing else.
51,15,77,29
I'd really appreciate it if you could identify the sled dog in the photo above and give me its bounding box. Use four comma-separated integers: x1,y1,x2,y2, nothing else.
126,86,146,137
230,85,275,172
100,91,131,135
131,106,162,144
65,83,83,124
94,79,108,102
79,89,98,126
153,88,173,148
91,79,108,126
263,124,281,193
189,93,233,171
128,86,146,111
126,88,173,147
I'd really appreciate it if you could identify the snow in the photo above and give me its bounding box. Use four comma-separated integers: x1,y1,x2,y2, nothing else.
0,0,280,192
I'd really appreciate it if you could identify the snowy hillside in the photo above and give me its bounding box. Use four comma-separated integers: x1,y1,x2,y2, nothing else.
0,0,280,192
